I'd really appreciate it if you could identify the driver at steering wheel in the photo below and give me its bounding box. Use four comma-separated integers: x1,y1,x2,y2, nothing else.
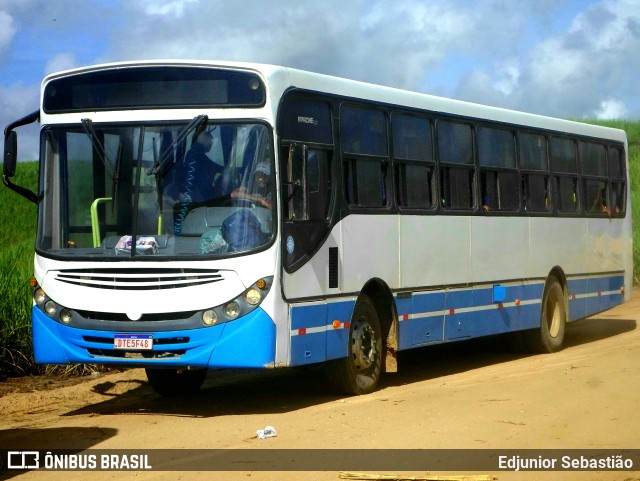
230,162,273,209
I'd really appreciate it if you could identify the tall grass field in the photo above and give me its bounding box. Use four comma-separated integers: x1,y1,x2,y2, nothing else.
1,120,639,379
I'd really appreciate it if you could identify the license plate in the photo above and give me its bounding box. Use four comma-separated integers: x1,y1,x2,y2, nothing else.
114,333,153,350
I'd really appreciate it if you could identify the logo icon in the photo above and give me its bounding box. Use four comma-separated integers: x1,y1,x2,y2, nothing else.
7,451,40,470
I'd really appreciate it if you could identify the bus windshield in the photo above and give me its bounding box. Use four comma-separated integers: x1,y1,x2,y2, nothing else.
37,121,275,259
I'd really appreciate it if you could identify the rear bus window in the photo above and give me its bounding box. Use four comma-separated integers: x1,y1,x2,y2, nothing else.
579,141,609,215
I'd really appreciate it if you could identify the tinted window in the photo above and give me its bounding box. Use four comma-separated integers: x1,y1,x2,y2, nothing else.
580,141,607,176
557,177,579,213
392,114,434,210
609,147,625,179
478,127,516,168
519,133,548,171
584,179,609,214
341,106,389,208
550,137,577,173
522,174,551,212
392,115,432,161
437,121,473,165
341,107,388,156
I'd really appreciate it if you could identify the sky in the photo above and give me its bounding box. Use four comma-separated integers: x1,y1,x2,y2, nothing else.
1,0,639,160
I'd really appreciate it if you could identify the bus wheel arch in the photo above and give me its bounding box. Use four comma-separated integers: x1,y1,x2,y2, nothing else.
525,268,568,353
359,278,398,374
327,279,398,395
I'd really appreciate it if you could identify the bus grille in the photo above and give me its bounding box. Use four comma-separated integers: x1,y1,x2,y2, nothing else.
53,268,223,290
86,348,186,359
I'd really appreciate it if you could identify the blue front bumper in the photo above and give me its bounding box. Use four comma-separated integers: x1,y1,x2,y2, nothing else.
32,306,276,368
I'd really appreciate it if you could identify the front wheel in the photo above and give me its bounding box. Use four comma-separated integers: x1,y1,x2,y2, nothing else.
145,368,207,396
327,294,383,395
524,276,567,353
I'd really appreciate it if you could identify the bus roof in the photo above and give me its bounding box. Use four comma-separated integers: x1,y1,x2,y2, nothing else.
42,59,627,144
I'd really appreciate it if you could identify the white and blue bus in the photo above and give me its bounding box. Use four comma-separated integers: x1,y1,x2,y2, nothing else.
3,61,632,395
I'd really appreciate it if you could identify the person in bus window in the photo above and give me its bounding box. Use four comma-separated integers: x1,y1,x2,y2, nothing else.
184,127,223,202
231,162,273,209
590,186,611,217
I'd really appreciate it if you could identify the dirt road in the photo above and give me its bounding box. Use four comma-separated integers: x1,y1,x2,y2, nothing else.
1,292,640,481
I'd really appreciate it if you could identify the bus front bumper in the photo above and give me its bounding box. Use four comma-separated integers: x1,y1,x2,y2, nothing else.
32,306,276,368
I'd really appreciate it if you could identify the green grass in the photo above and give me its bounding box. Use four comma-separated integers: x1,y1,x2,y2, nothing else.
0,163,38,378
1,120,640,378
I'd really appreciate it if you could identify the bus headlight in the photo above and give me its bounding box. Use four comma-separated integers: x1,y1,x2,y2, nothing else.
34,288,46,305
44,300,58,317
202,309,218,326
245,288,261,305
59,309,73,324
225,302,240,319
200,277,273,327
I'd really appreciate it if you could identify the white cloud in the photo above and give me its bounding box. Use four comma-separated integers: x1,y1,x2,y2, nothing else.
454,0,640,118
492,61,521,96
134,0,198,17
45,53,79,76
594,98,628,119
0,10,17,52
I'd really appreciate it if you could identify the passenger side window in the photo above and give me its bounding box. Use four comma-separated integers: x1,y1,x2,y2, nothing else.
392,114,435,209
437,120,474,210
477,126,518,212
551,137,579,213
608,146,626,216
341,106,389,208
580,141,609,215
519,132,551,213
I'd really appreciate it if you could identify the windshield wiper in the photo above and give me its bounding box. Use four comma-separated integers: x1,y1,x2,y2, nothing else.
81,118,118,181
147,114,208,177
81,118,121,214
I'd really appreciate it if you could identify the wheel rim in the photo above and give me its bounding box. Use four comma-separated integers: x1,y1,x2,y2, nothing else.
351,318,378,371
546,289,562,338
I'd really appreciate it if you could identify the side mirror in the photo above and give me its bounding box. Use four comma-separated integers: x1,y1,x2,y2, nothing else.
3,130,17,177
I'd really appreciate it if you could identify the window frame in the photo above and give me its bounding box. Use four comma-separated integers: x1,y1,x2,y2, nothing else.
340,104,391,210
518,131,552,215
436,119,476,212
550,136,580,215
579,140,610,217
391,112,437,212
477,125,519,214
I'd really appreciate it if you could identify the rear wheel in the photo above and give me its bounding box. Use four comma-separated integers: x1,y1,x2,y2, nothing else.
145,368,207,396
327,294,383,395
524,276,567,353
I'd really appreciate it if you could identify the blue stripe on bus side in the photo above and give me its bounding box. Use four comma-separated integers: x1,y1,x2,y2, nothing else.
289,299,355,366
288,274,624,367
567,275,625,321
403,283,545,348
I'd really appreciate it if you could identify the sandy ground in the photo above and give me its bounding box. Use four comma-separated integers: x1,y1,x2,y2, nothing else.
1,292,640,481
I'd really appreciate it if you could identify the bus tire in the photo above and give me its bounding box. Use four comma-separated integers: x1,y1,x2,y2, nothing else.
329,294,383,395
524,276,567,353
145,367,207,396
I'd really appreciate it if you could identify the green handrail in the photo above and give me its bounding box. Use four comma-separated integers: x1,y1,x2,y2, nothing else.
91,197,113,247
